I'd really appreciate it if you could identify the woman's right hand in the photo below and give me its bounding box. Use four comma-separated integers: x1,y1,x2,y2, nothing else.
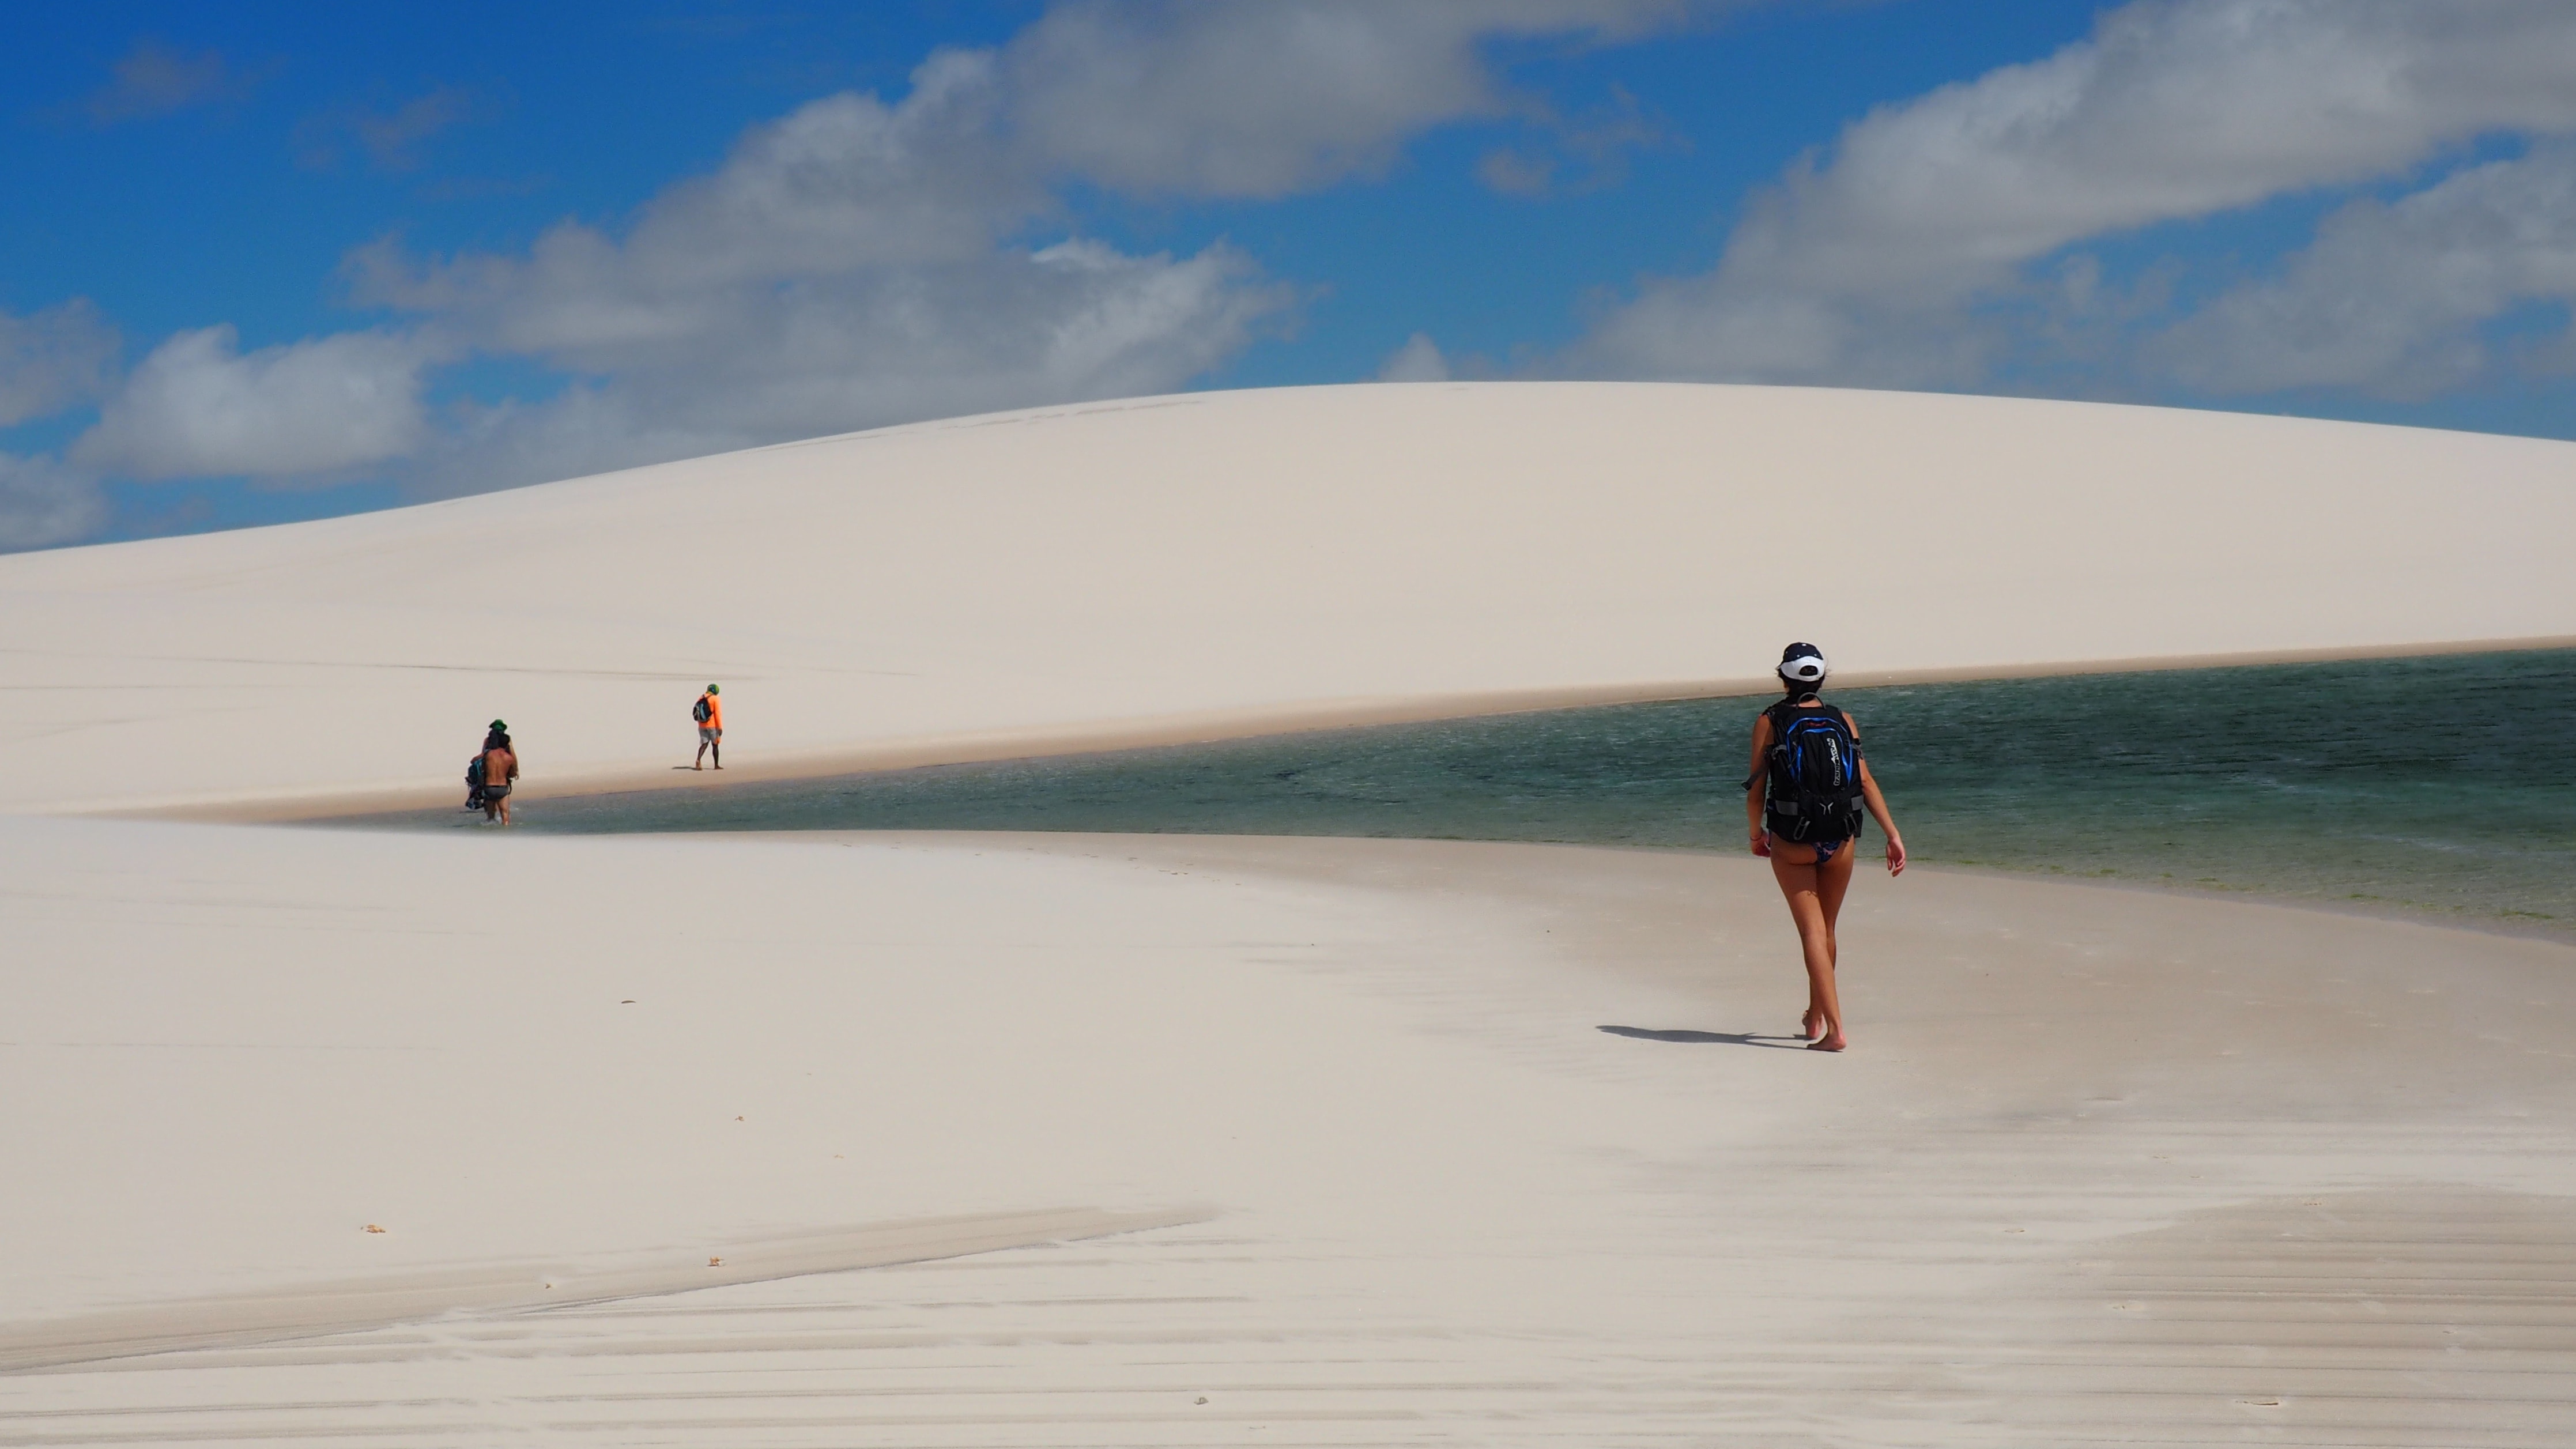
1749,829,1771,858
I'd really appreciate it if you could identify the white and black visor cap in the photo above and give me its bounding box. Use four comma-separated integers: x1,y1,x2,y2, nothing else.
1778,649,1829,684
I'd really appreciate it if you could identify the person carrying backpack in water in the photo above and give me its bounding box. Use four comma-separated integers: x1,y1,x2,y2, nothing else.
480,727,519,825
692,685,723,769
1744,644,1905,1052
463,719,506,811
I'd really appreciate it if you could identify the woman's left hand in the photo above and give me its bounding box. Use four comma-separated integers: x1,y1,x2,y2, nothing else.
1885,835,1907,876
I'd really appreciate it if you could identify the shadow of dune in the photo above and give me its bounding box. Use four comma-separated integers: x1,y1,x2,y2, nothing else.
1597,1024,1807,1050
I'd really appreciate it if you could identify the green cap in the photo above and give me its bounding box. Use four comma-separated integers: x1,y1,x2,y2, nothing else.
489,719,507,731
706,684,718,694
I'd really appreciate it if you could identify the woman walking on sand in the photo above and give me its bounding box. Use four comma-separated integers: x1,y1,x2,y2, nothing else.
1745,643,1904,1052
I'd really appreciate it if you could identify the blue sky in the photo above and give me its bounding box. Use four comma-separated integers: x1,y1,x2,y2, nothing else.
6,1,2574,550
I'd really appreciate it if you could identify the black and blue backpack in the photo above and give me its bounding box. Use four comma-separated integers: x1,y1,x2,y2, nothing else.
1762,700,1865,843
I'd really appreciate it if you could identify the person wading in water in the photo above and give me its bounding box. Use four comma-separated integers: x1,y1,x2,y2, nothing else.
480,729,519,825
1744,643,1905,1052
465,719,506,812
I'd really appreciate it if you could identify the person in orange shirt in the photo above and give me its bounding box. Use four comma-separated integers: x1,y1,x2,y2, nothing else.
693,684,723,769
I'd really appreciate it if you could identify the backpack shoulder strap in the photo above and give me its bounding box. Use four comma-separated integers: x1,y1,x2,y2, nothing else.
1749,701,1778,782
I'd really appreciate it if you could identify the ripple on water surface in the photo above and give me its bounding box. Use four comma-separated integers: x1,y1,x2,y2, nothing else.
371,648,2576,931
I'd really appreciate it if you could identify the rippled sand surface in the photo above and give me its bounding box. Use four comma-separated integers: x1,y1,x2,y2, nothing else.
6,824,2571,1445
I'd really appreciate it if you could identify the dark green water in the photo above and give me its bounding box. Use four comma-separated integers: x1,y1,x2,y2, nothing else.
356,649,2576,930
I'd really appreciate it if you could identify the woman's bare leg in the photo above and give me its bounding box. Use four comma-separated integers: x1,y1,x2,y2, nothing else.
1771,850,1845,1050
1815,846,1857,964
1813,847,1859,1045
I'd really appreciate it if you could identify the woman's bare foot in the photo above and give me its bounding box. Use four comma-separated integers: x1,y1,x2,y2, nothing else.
1807,1032,1846,1052
1801,1008,1823,1042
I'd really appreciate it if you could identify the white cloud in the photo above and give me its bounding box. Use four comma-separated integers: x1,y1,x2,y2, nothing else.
346,69,1044,363
82,40,254,124
340,2,1713,497
401,239,1287,496
0,299,119,427
1476,147,1559,197
2152,145,2576,396
334,48,1285,496
1565,0,2576,388
296,85,490,172
0,453,106,551
997,1,1695,198
73,325,436,480
350,67,1296,496
1474,84,1672,199
63,2,1713,509
1376,333,1452,382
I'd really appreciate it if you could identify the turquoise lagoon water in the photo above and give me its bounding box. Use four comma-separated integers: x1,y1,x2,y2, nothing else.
364,649,2576,930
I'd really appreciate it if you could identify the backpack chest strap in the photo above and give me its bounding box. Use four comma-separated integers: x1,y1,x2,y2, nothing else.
1768,791,1864,814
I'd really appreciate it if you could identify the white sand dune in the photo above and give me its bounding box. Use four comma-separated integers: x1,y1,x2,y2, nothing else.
3,383,2570,816
2,822,2570,1444
5,384,2575,1443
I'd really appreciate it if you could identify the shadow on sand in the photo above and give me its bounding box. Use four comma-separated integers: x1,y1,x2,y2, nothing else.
1596,1025,1808,1050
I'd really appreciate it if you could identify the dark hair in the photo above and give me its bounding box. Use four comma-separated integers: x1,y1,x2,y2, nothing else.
489,731,511,751
1781,678,1820,703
